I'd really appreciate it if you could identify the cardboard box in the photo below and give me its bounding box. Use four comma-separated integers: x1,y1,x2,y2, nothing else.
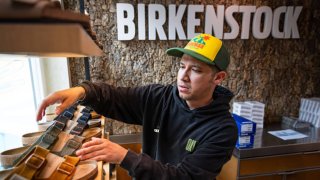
236,134,255,149
232,113,256,135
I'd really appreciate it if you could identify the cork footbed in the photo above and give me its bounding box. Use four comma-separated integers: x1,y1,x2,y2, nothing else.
36,153,98,180
0,153,98,180
82,127,102,142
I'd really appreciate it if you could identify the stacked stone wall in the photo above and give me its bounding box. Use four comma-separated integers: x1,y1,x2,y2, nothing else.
64,0,320,134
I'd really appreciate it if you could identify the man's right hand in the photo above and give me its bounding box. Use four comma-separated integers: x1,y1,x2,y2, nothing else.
36,86,86,121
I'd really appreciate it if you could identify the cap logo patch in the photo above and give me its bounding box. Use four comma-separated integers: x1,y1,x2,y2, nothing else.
184,34,222,63
186,35,211,50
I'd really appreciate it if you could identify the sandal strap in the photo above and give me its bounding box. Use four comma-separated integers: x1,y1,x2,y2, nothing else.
9,146,49,180
38,125,61,149
56,135,85,156
62,110,74,120
70,112,91,135
53,115,69,130
90,112,102,119
53,105,78,129
8,174,27,180
47,155,80,180
13,125,61,166
80,106,92,113
62,105,77,119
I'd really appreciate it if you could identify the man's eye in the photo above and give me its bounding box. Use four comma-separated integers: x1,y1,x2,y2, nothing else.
192,68,201,72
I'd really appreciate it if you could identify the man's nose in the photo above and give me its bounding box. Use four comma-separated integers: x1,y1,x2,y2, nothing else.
180,69,190,82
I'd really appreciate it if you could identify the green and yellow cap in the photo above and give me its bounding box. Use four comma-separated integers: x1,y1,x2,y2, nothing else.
166,34,230,71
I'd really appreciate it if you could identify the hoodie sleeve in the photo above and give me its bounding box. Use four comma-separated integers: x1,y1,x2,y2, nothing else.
79,81,153,125
79,81,169,125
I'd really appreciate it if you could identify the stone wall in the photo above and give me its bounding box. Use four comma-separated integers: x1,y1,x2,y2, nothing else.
64,0,320,134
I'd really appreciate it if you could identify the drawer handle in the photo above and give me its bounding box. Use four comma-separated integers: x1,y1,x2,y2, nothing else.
303,150,320,155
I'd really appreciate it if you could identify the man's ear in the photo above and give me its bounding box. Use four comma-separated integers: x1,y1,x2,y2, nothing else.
213,71,227,84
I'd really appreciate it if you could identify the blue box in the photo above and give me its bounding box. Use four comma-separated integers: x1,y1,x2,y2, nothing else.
232,113,257,136
236,134,255,149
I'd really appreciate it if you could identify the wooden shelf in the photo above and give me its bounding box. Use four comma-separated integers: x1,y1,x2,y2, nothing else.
0,23,103,57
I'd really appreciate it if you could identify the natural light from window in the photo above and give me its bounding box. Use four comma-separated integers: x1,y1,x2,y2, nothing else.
0,55,39,152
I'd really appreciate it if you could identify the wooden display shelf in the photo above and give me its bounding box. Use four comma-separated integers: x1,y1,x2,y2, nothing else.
95,116,109,180
0,23,103,57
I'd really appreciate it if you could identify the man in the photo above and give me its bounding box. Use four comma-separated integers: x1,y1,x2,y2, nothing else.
37,34,238,179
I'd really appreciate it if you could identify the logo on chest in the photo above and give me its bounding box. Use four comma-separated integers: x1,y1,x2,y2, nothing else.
185,138,197,152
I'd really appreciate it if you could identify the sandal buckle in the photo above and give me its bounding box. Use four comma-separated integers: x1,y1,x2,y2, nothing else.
57,161,75,175
70,124,86,135
63,111,73,119
25,154,45,169
67,139,81,149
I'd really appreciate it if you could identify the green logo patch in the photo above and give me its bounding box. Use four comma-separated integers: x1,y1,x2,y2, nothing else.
185,138,197,152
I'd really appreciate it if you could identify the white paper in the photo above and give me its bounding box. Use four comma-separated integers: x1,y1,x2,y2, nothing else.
268,129,308,140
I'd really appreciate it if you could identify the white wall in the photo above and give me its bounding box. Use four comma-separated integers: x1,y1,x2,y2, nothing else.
40,57,71,113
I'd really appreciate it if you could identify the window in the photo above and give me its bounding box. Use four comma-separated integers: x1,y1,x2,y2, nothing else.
0,55,39,151
0,55,70,152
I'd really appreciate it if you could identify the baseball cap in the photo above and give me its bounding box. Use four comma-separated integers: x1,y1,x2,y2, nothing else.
166,34,230,71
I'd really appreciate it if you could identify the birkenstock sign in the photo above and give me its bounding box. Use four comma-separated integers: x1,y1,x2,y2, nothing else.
116,3,303,40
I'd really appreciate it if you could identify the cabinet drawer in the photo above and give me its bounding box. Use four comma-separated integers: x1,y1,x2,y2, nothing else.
239,174,282,180
239,152,320,176
286,167,320,180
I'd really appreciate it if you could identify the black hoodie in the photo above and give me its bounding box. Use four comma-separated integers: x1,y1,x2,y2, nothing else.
80,81,238,180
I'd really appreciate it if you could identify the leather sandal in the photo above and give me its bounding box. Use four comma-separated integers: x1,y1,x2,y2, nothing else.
72,160,98,180
82,127,102,142
22,131,45,146
0,168,13,180
37,121,54,131
36,153,97,180
36,154,80,180
90,112,101,119
43,113,57,122
3,146,98,180
50,132,85,157
20,126,101,152
0,146,29,168
5,146,50,180
88,119,101,128
13,125,62,166
17,126,100,163
13,104,101,164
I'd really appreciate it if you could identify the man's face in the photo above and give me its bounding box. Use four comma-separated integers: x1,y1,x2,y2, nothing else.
177,54,216,106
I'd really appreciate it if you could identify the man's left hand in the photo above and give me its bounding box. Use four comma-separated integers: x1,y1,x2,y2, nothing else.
76,137,128,164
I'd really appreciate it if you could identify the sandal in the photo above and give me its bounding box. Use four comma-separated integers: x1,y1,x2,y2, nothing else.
0,146,29,168
22,131,45,147
37,121,54,131
88,119,101,128
36,153,98,180
82,127,102,142
50,132,85,157
3,146,98,180
0,168,13,179
5,145,51,180
43,113,57,122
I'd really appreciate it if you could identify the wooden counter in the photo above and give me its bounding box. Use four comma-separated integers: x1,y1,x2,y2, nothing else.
217,124,320,179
